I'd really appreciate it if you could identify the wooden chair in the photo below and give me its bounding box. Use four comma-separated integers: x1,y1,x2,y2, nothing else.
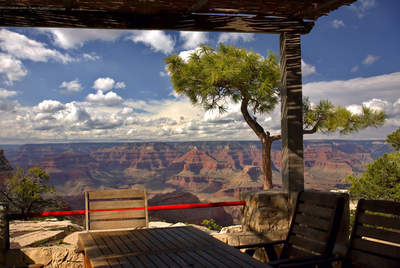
85,188,148,231
235,191,346,267
284,199,400,268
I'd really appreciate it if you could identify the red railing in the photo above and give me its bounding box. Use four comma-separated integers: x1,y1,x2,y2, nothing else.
9,201,245,219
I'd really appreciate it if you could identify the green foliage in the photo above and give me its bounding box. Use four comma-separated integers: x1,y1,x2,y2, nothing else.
347,129,400,201
0,167,63,217
303,97,386,134
165,44,281,115
201,219,222,231
386,128,400,151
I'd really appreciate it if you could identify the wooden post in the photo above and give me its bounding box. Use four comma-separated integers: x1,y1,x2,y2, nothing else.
0,202,9,264
280,33,304,197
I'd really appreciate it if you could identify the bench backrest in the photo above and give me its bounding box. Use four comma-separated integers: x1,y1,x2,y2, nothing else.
85,188,148,231
347,199,400,267
280,191,345,259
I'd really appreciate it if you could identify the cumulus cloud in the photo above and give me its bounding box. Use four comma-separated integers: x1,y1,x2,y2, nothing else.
39,28,126,49
60,79,83,94
82,53,100,61
35,100,65,113
0,88,18,99
178,47,203,62
86,90,124,106
0,29,73,63
127,30,174,54
180,32,208,49
304,72,400,105
0,53,27,84
332,19,345,29
362,54,380,65
0,100,19,112
218,33,255,44
92,77,126,92
301,59,317,76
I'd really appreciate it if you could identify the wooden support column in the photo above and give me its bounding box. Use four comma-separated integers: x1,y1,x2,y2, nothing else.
280,33,304,195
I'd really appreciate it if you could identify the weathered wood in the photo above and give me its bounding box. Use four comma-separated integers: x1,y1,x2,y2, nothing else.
90,219,147,230
355,225,400,244
349,249,400,268
358,199,400,215
78,232,111,267
89,209,146,221
299,191,338,207
292,224,330,242
352,237,400,259
280,33,304,195
89,200,145,210
288,235,326,253
294,214,330,231
88,189,146,200
357,212,400,230
297,203,333,219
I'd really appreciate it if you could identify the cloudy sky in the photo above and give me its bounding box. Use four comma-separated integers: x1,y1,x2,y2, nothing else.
0,0,399,144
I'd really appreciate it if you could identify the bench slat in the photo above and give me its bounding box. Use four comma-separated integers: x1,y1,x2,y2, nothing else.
89,200,145,210
88,189,145,199
90,219,147,230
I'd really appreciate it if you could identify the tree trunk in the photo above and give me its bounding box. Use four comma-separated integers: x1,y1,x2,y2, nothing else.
240,97,274,190
261,139,273,189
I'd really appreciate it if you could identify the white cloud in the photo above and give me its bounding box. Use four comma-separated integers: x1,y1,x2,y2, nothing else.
82,53,100,61
362,54,380,65
304,72,400,106
332,19,345,29
92,77,126,92
350,0,376,18
60,79,83,94
0,53,27,84
0,88,18,99
180,32,208,49
86,90,124,106
0,100,19,112
0,29,73,63
35,100,65,113
351,65,359,72
301,59,316,76
178,47,204,62
127,30,175,54
218,33,255,44
39,28,125,49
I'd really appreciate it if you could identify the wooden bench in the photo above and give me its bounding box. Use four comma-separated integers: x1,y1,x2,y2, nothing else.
236,191,346,267
85,188,148,231
283,199,400,267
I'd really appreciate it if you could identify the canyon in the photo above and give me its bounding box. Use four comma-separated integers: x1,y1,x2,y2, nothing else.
0,140,391,224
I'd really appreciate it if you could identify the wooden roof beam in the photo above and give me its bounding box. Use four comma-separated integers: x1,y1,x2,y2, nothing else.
0,9,314,34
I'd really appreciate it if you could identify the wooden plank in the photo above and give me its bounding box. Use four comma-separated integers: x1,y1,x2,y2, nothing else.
357,212,400,230
100,231,133,267
90,233,123,268
89,219,146,230
144,190,149,227
294,214,330,231
299,191,338,208
352,237,400,259
349,249,400,268
283,245,313,259
288,235,326,254
297,203,333,219
89,200,145,210
89,209,145,221
78,232,111,267
130,230,168,266
292,224,329,242
358,199,400,215
107,231,146,268
121,231,155,267
88,189,145,200
355,225,400,244
177,227,267,267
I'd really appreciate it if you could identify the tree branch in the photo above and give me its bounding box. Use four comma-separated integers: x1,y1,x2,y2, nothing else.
240,97,268,142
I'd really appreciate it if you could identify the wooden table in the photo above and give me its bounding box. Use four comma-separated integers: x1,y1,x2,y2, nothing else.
78,226,271,267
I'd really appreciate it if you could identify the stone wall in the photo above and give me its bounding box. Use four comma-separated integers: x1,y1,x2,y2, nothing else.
241,190,291,241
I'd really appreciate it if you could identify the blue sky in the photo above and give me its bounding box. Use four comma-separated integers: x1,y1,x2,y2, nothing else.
0,0,399,144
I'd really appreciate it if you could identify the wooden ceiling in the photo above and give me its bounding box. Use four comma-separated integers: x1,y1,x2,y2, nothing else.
0,0,356,34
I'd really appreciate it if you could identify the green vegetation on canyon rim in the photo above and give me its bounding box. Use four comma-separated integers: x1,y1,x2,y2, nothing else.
165,44,387,190
0,167,64,218
348,128,400,201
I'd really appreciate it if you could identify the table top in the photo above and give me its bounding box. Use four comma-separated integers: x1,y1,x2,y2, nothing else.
78,226,270,267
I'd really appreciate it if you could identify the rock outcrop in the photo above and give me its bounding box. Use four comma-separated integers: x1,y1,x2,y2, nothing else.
0,149,13,181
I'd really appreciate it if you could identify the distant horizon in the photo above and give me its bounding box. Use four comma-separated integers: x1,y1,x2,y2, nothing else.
0,138,388,146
